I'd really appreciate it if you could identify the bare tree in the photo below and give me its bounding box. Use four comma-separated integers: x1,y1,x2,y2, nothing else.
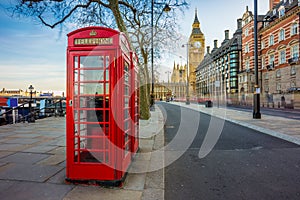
7,0,189,119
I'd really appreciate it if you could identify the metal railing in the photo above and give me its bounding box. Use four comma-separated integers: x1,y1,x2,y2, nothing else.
0,99,65,126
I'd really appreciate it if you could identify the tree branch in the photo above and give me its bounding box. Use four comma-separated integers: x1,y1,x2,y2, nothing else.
38,0,110,29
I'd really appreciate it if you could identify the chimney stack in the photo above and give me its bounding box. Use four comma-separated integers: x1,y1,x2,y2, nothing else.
237,18,242,29
225,30,229,40
214,40,218,49
207,46,210,54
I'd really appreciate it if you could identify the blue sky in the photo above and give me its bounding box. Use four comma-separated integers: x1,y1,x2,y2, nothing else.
0,1,269,91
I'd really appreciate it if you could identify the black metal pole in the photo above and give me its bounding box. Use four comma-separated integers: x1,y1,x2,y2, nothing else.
185,44,190,105
29,90,32,122
150,0,155,110
253,0,261,119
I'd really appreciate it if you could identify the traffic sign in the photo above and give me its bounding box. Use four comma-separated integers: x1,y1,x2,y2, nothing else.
6,98,18,107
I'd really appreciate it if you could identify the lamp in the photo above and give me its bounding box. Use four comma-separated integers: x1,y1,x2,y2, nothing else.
163,4,171,12
28,84,35,123
150,0,171,110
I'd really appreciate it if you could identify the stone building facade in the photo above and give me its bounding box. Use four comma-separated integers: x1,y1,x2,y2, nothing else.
196,19,243,105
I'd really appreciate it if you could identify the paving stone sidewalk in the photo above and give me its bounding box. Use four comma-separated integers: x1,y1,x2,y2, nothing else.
0,105,165,200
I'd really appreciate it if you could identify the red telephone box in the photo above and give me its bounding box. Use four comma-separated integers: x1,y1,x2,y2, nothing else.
66,26,139,185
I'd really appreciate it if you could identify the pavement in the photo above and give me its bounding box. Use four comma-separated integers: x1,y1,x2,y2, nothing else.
0,105,165,200
0,102,299,199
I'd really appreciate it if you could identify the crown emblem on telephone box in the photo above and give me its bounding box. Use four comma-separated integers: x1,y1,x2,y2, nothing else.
90,30,97,36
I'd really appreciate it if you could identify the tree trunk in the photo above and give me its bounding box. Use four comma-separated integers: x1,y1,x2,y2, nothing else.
139,61,151,119
109,0,150,119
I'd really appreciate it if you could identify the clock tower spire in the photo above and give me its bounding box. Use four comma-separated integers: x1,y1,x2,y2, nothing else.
188,8,205,97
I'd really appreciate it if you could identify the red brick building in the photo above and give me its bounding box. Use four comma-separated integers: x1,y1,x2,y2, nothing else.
240,0,300,108
240,6,265,105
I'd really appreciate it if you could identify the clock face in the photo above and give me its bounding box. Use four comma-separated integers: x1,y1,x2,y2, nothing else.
194,41,201,49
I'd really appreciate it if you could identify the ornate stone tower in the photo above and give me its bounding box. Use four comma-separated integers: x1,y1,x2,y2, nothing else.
171,62,187,83
188,9,205,97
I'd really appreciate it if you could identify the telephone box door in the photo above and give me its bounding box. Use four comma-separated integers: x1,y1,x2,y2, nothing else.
67,51,117,180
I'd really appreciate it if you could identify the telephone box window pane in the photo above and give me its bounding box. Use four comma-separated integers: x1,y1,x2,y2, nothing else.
79,97,89,108
105,97,109,108
124,62,129,72
74,56,78,68
87,110,104,122
105,83,109,94
124,73,129,83
105,110,109,122
125,85,129,95
74,70,78,82
74,83,78,95
105,71,109,81
79,151,101,163
125,97,129,105
106,56,110,68
74,70,83,83
81,70,104,81
74,110,78,122
79,96,103,108
79,83,104,95
80,56,104,68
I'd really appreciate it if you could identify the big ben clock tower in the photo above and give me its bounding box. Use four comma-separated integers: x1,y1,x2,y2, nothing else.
188,9,205,97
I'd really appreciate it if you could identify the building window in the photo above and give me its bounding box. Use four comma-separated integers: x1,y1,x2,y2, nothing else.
269,54,275,65
291,81,296,87
269,35,274,46
279,50,286,64
265,86,269,92
245,43,249,53
278,7,285,18
291,45,299,58
265,72,269,80
291,66,296,75
245,60,250,70
291,23,298,35
261,40,265,49
276,69,281,78
276,83,281,91
245,28,249,36
279,29,285,41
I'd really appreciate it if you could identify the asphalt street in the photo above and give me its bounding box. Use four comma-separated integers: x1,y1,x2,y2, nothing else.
160,103,300,200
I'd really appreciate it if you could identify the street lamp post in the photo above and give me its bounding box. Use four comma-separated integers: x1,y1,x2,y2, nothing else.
28,84,35,123
165,71,171,100
150,1,171,110
182,43,191,105
253,0,261,119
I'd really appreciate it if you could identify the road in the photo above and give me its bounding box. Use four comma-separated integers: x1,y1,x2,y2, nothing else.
160,102,300,200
